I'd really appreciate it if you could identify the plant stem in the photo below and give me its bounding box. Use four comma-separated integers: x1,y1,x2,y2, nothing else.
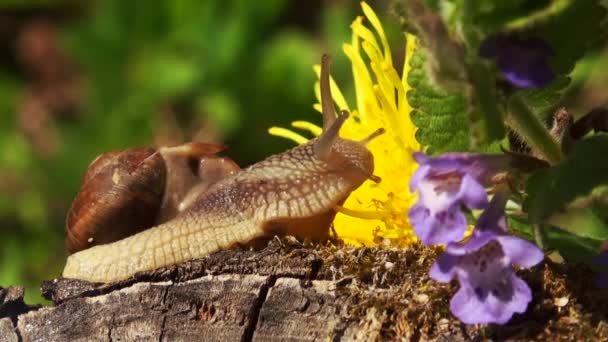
507,94,563,164
461,0,479,49
533,224,548,250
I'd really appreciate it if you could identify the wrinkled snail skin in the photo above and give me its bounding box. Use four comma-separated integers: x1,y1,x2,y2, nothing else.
62,55,383,283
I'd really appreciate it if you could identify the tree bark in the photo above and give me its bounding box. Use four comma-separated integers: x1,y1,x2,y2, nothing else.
1,238,607,341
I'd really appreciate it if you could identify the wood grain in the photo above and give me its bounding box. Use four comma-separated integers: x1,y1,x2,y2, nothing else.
1,238,607,341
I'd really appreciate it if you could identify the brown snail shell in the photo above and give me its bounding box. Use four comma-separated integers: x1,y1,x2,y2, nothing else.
65,142,240,254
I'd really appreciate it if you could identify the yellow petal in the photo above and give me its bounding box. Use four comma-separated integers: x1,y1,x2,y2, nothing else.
360,1,392,65
291,121,322,136
384,63,407,116
362,41,393,109
267,127,309,145
313,103,322,113
351,20,382,56
343,43,375,121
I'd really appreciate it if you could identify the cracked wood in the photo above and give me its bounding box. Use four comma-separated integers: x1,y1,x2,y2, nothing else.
1,239,607,341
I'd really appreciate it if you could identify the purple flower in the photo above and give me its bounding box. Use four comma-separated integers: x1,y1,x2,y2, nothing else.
430,193,544,324
479,34,555,88
594,250,608,288
408,152,508,245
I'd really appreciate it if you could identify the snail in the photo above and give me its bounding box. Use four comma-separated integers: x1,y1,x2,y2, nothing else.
62,55,384,283
65,143,240,253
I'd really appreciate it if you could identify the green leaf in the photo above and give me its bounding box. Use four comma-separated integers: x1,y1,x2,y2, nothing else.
467,60,505,145
408,48,469,154
465,0,549,31
510,218,604,263
547,208,608,241
518,75,570,119
534,0,607,75
475,1,604,121
546,225,604,263
515,1,605,120
590,186,608,222
524,135,608,222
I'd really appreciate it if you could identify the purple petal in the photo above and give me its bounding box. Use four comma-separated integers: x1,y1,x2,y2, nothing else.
445,231,497,256
450,272,532,324
414,205,468,245
594,251,608,266
408,202,429,226
496,236,544,268
458,174,489,210
412,152,430,165
474,192,509,234
594,273,608,289
423,153,471,171
594,251,608,288
479,34,507,58
502,63,554,88
499,275,533,321
409,164,431,192
416,176,461,212
408,152,514,247
450,285,489,324
520,36,554,56
430,253,458,282
479,34,555,89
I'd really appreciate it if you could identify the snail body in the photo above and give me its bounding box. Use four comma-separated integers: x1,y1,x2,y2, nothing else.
62,55,383,283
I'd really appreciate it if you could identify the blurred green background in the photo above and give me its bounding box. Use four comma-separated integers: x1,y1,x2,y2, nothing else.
0,0,385,304
0,0,607,304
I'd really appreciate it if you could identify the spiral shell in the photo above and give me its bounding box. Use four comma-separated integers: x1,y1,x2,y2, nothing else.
65,142,240,254
66,148,165,253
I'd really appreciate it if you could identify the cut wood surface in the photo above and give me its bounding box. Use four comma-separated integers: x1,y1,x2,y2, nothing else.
1,238,607,341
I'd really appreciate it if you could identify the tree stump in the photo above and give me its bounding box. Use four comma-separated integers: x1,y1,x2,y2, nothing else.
1,237,607,341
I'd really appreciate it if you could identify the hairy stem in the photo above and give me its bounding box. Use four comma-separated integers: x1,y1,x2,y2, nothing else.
506,95,563,165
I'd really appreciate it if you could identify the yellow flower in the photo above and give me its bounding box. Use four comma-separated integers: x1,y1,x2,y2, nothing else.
269,2,420,246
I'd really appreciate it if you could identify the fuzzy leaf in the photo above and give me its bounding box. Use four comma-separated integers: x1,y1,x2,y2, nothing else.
518,75,571,119
467,60,505,145
524,135,608,223
408,48,469,154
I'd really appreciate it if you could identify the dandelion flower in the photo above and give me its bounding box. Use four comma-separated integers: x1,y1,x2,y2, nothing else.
269,2,420,245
